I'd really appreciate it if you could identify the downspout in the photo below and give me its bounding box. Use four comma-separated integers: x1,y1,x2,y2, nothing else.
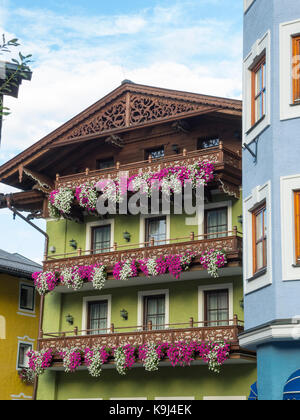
6,195,48,401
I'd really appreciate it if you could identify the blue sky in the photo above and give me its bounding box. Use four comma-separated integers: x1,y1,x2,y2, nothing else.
0,0,243,263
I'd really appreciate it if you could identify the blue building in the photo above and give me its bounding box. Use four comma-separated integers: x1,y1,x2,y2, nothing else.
240,0,300,400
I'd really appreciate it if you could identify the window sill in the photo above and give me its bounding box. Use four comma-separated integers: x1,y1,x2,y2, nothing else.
247,267,267,282
245,115,266,136
290,101,300,107
292,263,300,268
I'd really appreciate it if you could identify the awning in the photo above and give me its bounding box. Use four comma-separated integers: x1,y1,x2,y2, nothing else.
248,382,258,400
283,370,300,400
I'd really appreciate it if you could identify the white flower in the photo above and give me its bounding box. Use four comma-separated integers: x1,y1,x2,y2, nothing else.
92,266,107,290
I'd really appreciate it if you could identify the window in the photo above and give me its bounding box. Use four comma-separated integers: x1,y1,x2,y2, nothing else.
96,157,115,170
252,203,267,274
204,290,229,326
143,295,165,330
19,284,35,312
295,191,300,263
197,137,220,150
145,216,166,246
91,225,111,254
205,207,228,239
87,301,108,335
17,343,32,369
251,56,266,125
145,147,165,161
292,36,300,104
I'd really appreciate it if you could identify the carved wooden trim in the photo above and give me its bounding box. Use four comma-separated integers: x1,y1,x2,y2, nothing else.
43,235,242,273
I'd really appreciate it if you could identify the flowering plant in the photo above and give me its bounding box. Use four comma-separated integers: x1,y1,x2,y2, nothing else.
49,188,74,216
200,249,227,278
84,347,110,378
197,341,230,373
61,348,82,373
75,183,98,212
113,260,138,281
91,265,107,290
49,160,215,214
114,345,136,375
32,271,59,295
18,368,35,384
138,343,160,372
166,341,197,367
27,349,53,376
60,267,84,291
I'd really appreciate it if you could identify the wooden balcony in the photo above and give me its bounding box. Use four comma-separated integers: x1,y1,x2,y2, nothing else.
43,229,242,274
38,317,256,366
55,144,242,193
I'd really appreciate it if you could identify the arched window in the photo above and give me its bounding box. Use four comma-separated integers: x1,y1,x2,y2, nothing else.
0,316,6,339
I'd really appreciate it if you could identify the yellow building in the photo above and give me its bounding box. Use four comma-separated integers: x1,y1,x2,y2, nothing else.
0,250,41,401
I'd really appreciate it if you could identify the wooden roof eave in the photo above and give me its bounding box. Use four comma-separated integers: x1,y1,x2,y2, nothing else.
0,82,242,188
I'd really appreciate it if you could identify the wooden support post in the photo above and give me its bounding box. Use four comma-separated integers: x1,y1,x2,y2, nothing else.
74,327,78,336
111,323,115,334
190,232,195,241
183,148,187,157
116,161,120,170
77,248,82,256
114,242,118,251
56,173,60,181
148,155,152,164
148,321,153,331
189,317,194,328
233,226,238,236
150,237,155,247
85,168,90,176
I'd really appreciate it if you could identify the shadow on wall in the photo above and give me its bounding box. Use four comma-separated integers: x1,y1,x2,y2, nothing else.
0,316,6,339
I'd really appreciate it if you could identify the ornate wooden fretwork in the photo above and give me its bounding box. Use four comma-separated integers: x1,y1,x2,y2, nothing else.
67,95,127,140
43,234,242,273
38,323,244,353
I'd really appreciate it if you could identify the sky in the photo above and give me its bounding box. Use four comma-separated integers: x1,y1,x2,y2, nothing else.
0,0,243,264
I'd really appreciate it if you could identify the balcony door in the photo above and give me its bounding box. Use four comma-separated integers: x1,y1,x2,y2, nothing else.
143,295,166,330
204,289,229,326
87,300,108,335
205,207,228,239
91,225,111,254
145,217,166,246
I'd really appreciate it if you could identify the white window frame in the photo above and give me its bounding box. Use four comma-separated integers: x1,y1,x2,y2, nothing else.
82,295,112,334
139,214,170,247
199,200,232,237
280,19,300,120
243,181,272,294
281,174,300,281
244,0,255,13
243,30,271,144
137,289,169,330
85,219,114,254
198,283,233,325
16,337,34,370
18,280,36,316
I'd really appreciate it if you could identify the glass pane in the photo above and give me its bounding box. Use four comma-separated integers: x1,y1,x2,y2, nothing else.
19,344,32,368
256,212,263,240
93,225,111,253
20,286,34,311
208,293,218,311
256,241,264,270
256,67,262,95
206,208,227,238
89,301,108,335
147,218,166,245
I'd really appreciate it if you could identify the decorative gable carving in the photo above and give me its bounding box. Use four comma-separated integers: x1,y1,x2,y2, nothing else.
60,91,220,143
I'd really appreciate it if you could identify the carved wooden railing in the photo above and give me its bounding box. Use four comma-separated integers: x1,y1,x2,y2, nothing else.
55,144,242,190
39,316,245,353
43,229,242,272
